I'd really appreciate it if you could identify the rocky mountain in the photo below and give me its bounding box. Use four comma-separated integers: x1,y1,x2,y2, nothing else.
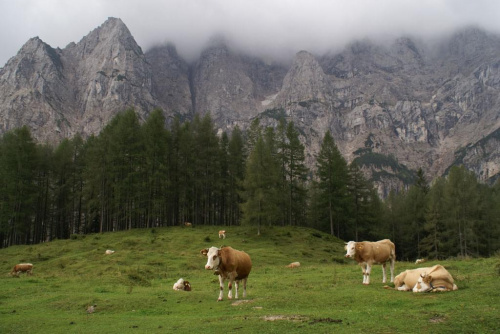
1,18,499,195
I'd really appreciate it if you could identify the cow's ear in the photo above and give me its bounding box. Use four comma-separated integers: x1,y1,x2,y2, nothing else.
356,244,364,250
424,275,432,283
200,249,208,256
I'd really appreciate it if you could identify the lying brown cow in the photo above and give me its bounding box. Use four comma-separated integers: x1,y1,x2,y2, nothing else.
201,246,252,301
413,264,458,292
394,267,432,291
10,263,33,276
345,239,396,284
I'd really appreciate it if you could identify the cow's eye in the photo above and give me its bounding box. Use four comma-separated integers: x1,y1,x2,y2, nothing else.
212,255,217,261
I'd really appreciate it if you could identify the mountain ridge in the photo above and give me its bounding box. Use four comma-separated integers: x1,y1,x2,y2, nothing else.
1,17,499,195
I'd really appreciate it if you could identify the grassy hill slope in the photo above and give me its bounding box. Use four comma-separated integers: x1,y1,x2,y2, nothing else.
1,226,499,333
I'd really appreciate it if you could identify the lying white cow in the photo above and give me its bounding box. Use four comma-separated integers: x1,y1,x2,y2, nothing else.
413,264,458,292
173,278,192,291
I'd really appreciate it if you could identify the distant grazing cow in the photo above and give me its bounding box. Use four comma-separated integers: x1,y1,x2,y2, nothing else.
394,267,432,291
345,239,396,284
173,278,192,291
201,246,252,301
415,258,426,265
10,263,33,276
105,249,115,255
286,262,300,268
413,264,458,292
184,222,192,227
218,230,226,239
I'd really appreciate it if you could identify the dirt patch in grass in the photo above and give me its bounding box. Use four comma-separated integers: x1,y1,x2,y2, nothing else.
429,314,447,323
262,315,308,322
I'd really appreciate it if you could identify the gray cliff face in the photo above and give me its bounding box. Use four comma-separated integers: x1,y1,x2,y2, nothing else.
146,44,192,117
1,19,499,194
0,17,157,142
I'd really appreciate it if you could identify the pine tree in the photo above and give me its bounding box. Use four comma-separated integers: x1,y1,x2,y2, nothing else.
444,166,480,257
141,109,170,227
0,127,38,246
241,135,280,235
313,131,349,237
227,126,246,226
284,121,308,226
422,177,446,259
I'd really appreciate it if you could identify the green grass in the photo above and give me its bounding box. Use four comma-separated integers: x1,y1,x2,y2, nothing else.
1,226,499,333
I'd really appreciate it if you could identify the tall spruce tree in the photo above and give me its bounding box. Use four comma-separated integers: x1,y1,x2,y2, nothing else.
444,166,480,257
141,109,170,227
227,126,246,226
284,121,308,226
241,135,280,235
313,131,349,237
0,127,38,246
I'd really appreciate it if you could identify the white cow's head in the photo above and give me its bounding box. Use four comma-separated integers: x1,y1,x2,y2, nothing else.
200,246,221,270
344,241,357,258
413,273,432,292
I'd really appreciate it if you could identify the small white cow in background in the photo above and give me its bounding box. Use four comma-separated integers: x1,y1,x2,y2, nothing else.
286,262,300,268
218,230,226,239
105,250,115,255
173,278,192,291
415,258,426,265
10,263,33,276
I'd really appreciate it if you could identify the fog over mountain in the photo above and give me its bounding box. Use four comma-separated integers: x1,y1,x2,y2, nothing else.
2,0,500,67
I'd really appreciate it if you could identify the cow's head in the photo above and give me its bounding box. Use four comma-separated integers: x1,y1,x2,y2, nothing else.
413,273,432,292
200,246,221,270
344,241,357,258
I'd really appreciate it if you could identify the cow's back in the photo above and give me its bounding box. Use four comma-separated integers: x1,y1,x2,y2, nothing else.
357,240,395,263
220,247,252,280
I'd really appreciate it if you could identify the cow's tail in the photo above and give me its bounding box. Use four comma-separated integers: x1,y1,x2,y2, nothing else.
383,285,395,290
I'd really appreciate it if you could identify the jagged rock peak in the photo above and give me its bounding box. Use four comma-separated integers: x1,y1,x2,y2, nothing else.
278,50,330,102
67,17,142,57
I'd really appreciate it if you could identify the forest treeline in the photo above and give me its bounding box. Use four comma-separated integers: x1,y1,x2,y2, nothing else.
1,109,499,259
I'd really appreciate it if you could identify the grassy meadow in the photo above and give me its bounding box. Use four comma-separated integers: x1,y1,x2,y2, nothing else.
0,226,499,333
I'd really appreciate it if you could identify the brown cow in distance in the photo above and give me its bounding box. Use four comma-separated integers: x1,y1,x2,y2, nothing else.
10,263,33,277
345,239,396,284
201,246,252,301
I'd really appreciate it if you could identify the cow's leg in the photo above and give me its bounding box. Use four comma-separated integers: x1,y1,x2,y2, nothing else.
218,275,225,301
227,276,235,299
382,263,387,283
242,278,247,298
390,259,395,282
361,264,367,284
234,280,239,299
364,264,372,284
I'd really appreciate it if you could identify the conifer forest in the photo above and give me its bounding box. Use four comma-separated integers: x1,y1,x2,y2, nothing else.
1,109,499,260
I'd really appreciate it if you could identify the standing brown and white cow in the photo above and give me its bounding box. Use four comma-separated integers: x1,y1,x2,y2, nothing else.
10,263,33,276
201,246,252,301
345,239,396,284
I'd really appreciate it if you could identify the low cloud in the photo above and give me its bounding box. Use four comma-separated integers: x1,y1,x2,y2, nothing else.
2,0,500,66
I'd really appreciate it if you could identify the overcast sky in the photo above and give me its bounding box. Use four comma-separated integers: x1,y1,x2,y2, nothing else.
1,0,500,67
